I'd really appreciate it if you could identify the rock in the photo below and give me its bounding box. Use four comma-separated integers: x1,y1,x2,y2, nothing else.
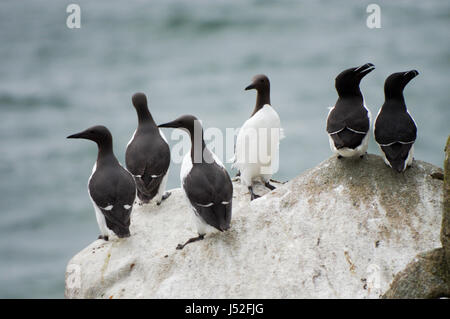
443,136,450,270
383,136,450,298
65,154,444,298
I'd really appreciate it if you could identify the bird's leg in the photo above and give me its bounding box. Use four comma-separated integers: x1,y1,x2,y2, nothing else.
98,235,109,241
176,234,205,250
264,181,276,191
157,191,172,206
248,186,260,201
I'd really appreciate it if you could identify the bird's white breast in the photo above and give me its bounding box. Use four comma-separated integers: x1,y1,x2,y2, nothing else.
126,129,137,148
180,153,193,185
235,105,283,171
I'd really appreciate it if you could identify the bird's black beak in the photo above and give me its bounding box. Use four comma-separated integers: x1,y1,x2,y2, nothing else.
403,69,419,83
245,83,256,91
67,131,86,139
355,63,375,79
158,120,178,128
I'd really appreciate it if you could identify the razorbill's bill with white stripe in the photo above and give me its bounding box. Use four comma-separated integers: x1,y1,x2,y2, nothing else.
158,115,233,250
126,92,171,205
374,70,419,172
232,74,284,200
67,125,136,241
326,63,375,158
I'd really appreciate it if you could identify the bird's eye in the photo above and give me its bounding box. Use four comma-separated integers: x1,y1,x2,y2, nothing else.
260,79,264,83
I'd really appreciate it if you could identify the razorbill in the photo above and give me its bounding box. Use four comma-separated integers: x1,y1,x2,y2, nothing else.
326,63,375,158
125,92,171,205
158,115,233,250
374,70,419,172
233,74,284,200
67,125,136,241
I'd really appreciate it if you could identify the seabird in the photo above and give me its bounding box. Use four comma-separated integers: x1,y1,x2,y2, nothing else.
67,125,136,241
158,115,233,249
232,74,284,200
326,63,375,158
125,92,171,205
374,70,419,172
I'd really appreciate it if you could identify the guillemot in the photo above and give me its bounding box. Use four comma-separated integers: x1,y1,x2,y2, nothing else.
233,74,284,200
67,125,136,241
125,92,171,205
159,115,233,250
326,63,375,158
374,70,419,172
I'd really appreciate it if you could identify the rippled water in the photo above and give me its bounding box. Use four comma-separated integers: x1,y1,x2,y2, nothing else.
0,0,448,298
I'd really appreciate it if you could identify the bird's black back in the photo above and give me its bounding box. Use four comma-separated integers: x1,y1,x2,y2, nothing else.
374,102,417,145
327,97,370,134
126,128,170,201
89,159,136,237
183,160,233,231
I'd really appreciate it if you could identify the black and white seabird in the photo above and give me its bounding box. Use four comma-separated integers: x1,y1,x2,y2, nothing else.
232,74,284,200
125,92,171,205
374,70,419,172
158,115,233,250
326,63,375,158
67,125,136,241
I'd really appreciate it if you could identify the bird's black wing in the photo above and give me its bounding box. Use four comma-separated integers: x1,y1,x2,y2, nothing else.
89,165,136,237
380,143,413,172
374,109,417,145
183,162,233,231
125,132,170,199
327,98,370,134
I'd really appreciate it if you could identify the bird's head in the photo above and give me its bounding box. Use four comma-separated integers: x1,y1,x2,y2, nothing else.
245,74,270,93
67,125,112,145
158,114,202,137
131,92,148,111
335,63,375,97
384,70,419,99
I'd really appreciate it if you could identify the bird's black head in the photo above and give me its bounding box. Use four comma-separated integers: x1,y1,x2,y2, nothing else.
67,125,113,146
245,74,270,93
132,92,148,109
384,70,419,100
131,92,157,126
335,63,375,97
158,114,202,136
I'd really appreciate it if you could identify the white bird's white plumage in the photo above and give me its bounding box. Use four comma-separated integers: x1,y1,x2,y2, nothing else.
327,104,372,158
233,104,283,187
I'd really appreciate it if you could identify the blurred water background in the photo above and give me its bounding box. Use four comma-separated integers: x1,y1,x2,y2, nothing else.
0,0,448,298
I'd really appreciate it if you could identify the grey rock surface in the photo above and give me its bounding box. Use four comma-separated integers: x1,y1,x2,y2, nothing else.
65,154,443,298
